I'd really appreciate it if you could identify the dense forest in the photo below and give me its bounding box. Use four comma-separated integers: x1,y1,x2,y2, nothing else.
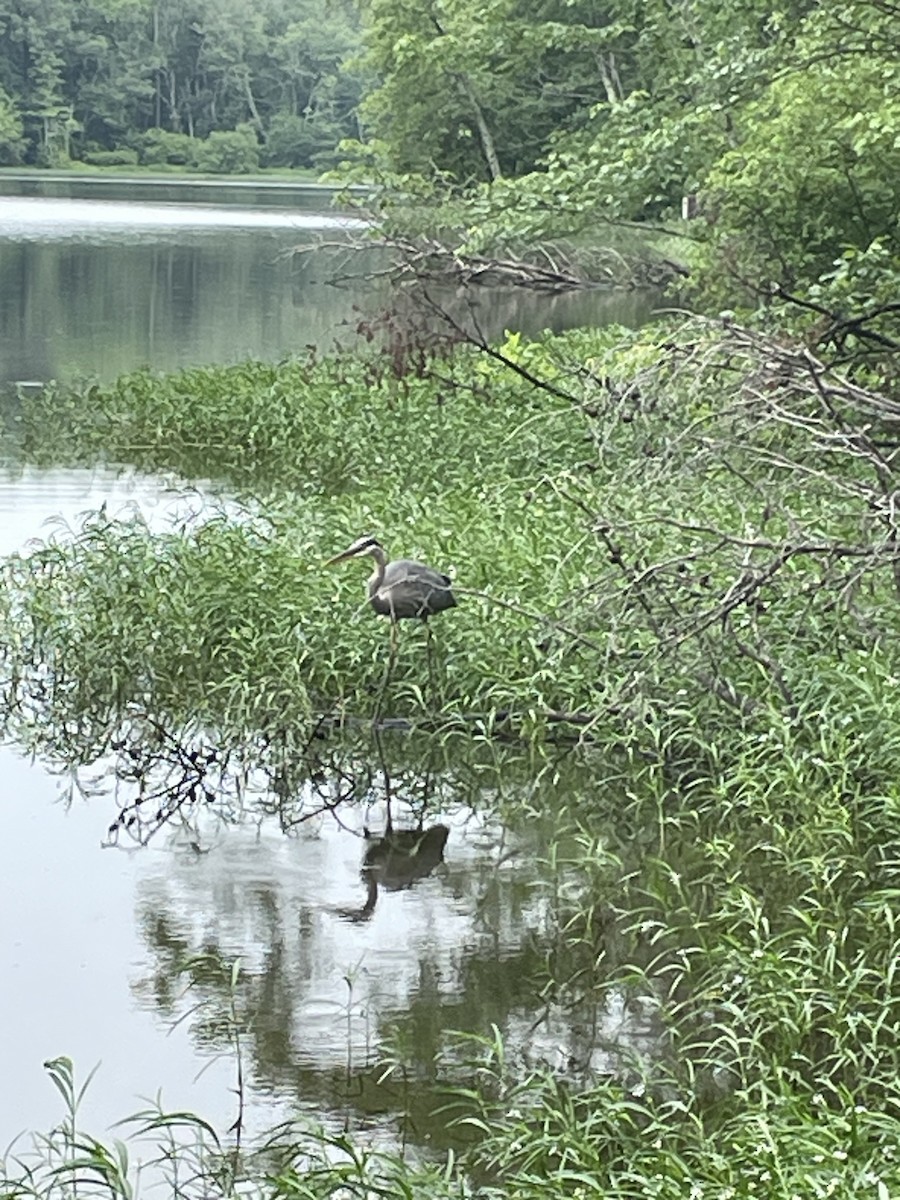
0,0,363,170
344,0,900,335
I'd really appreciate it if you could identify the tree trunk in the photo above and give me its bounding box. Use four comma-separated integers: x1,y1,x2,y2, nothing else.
597,52,623,105
428,11,502,182
167,71,178,131
153,5,161,127
455,72,502,181
242,71,266,141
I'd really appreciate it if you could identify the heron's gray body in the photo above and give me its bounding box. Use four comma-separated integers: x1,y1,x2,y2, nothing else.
327,535,457,622
369,557,456,620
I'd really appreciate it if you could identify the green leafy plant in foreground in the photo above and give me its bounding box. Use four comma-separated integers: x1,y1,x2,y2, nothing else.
0,509,313,757
0,1054,464,1200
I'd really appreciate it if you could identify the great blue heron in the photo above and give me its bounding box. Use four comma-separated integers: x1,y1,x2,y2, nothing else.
325,534,457,622
326,535,456,709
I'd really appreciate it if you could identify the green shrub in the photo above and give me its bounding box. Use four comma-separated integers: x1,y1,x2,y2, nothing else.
262,113,331,169
135,128,197,166
0,83,24,165
82,147,140,166
700,58,900,292
190,125,260,174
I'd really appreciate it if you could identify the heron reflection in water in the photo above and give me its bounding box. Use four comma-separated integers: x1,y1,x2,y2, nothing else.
335,821,450,923
326,533,457,699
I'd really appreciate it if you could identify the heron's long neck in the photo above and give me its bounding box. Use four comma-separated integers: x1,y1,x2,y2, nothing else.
367,546,387,597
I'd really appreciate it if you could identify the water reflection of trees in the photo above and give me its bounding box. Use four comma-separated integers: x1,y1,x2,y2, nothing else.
4,621,671,1136
126,731,663,1135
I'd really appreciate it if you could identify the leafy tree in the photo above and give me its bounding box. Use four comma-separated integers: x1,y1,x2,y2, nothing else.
261,111,327,168
349,0,900,351
65,0,154,149
354,0,624,182
0,0,362,163
0,81,25,161
133,126,196,164
698,6,900,292
189,121,258,171
350,0,819,190
0,0,72,160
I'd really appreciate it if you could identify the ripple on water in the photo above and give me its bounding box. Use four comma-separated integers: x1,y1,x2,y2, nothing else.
0,195,366,242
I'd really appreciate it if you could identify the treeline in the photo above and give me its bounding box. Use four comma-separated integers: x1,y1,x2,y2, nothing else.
0,0,362,170
346,0,900,356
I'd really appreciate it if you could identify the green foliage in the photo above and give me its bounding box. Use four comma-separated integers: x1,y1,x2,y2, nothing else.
189,124,260,174
0,340,615,759
132,126,272,172
81,145,139,166
462,1069,900,1198
356,0,627,182
0,81,25,163
134,128,198,166
764,237,900,388
261,111,333,169
700,55,900,292
0,508,315,763
4,313,900,757
5,321,900,1195
0,1052,461,1199
2,0,896,345
6,1,900,1189
349,0,815,198
344,0,900,362
0,0,362,167
4,707,900,1197
444,646,900,1197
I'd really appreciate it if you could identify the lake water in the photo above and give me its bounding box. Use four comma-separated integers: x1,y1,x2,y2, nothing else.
0,470,658,1146
0,177,660,1150
0,173,658,386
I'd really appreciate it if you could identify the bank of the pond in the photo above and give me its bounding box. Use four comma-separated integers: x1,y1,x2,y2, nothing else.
3,318,900,1198
0,166,325,181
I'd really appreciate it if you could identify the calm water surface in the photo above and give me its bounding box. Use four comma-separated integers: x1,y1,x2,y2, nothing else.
0,173,658,385
0,179,369,385
0,178,660,1148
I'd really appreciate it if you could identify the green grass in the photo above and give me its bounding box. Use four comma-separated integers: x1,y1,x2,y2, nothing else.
5,318,900,751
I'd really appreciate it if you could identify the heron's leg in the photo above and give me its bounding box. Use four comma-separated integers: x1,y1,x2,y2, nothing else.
374,725,394,833
373,618,399,723
423,617,437,700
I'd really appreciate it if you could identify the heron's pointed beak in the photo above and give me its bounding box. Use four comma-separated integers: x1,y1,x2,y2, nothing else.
324,547,354,567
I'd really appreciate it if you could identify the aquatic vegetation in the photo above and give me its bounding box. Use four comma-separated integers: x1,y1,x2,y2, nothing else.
4,316,900,756
0,1053,464,1200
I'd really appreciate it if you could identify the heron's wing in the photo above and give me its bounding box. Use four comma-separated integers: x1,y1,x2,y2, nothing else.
388,559,452,586
378,559,455,617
